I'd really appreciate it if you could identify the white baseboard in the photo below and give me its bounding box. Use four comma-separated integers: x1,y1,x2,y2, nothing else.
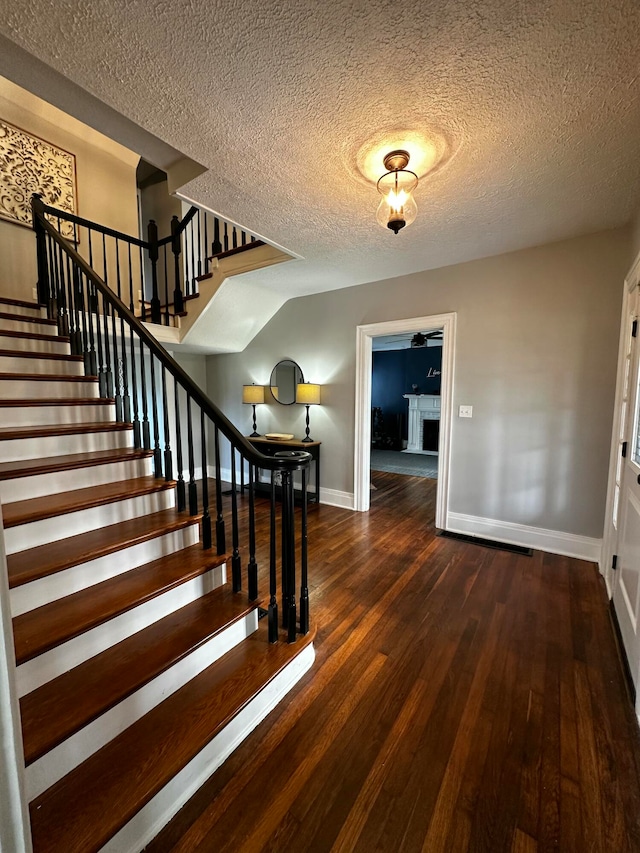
446,512,602,562
319,488,354,509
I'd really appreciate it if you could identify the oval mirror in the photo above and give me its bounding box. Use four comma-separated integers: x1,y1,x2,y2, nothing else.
270,359,304,405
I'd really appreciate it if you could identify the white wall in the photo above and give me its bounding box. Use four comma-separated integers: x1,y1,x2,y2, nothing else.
206,227,628,540
0,77,139,300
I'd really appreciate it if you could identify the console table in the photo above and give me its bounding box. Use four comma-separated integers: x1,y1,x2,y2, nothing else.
246,436,321,504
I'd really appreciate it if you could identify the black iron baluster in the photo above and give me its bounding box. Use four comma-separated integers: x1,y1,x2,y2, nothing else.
121,253,131,422
115,238,122,300
268,471,278,643
77,268,91,374
212,217,222,255
174,379,186,511
102,301,114,399
299,467,309,635
149,351,162,477
196,209,202,280
171,215,184,314
184,221,191,299
139,337,151,450
201,410,212,549
214,426,225,554
148,219,161,324
70,264,83,356
241,230,247,247
44,232,56,320
163,244,170,326
203,211,209,276
190,215,196,295
223,222,229,253
232,225,238,250
110,279,122,421
187,394,198,515
128,243,135,313
230,449,241,592
161,365,172,481
129,321,141,447
101,234,113,398
248,462,258,601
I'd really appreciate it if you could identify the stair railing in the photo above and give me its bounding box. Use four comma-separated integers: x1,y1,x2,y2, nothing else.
37,199,263,327
32,194,310,644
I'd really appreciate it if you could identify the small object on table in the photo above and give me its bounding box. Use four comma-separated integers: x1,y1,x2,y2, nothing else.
265,432,294,440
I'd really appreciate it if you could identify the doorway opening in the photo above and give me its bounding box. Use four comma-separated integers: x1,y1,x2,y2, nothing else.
354,313,456,528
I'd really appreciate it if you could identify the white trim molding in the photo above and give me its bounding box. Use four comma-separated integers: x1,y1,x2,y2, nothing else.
602,250,640,596
0,514,33,852
354,312,456,529
447,511,602,563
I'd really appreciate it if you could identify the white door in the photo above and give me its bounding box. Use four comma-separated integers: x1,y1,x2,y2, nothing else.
613,282,640,694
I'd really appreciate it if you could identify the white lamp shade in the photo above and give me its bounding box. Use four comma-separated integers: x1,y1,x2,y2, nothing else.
242,384,265,404
296,382,321,405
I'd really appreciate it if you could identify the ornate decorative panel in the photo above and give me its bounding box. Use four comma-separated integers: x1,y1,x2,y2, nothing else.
0,119,77,238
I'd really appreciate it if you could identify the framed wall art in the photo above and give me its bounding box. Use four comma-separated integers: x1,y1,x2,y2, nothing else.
0,119,77,239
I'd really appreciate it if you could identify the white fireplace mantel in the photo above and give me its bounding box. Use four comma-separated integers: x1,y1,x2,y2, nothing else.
403,394,441,454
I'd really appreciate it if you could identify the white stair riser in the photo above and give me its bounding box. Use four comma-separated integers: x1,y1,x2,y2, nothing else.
0,318,56,335
26,608,257,801
0,304,45,318
11,523,201,617
0,379,98,399
0,456,153,504
0,354,84,375
0,403,116,428
0,428,132,464
5,488,175,555
0,335,68,354
102,643,315,853
16,562,227,697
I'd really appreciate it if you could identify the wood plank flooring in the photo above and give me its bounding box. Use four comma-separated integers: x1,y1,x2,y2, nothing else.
146,471,640,852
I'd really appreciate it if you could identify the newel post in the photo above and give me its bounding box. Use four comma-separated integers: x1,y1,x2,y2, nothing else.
31,194,49,308
170,215,185,315
147,219,161,324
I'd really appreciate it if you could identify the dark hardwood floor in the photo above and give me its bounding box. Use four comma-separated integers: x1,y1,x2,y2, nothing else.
147,471,640,852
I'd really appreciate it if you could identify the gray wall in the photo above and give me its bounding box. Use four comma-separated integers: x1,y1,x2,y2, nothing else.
206,227,629,539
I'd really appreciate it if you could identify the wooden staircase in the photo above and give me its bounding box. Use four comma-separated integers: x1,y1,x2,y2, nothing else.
1,297,314,852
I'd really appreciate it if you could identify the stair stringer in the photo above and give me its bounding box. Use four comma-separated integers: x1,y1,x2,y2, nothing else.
104,642,315,853
0,518,32,853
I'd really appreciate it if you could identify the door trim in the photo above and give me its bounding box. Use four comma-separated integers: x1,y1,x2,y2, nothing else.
602,250,640,594
353,312,456,528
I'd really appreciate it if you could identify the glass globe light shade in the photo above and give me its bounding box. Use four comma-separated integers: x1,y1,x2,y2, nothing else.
376,168,418,234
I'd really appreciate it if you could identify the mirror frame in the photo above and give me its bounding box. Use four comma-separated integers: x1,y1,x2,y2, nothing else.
270,359,304,405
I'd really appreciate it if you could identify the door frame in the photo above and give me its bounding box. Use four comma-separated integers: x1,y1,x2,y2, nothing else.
603,252,640,595
353,312,456,528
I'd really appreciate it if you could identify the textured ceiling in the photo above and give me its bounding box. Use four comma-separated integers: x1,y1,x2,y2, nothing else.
1,0,640,298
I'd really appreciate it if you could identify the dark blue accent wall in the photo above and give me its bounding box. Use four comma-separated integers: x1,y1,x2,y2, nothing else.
372,347,442,439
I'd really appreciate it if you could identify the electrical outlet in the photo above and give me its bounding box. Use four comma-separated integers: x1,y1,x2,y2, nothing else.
459,405,473,418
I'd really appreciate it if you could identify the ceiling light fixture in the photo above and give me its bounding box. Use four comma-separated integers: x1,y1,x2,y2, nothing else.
376,149,418,234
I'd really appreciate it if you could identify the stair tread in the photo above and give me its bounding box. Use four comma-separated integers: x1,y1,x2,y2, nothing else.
21,584,252,765
0,329,68,342
0,420,130,441
0,421,132,441
0,397,112,407
0,297,45,310
13,542,226,665
0,311,56,325
7,507,200,588
28,622,314,853
0,447,152,481
0,348,82,361
0,372,97,382
2,475,174,529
